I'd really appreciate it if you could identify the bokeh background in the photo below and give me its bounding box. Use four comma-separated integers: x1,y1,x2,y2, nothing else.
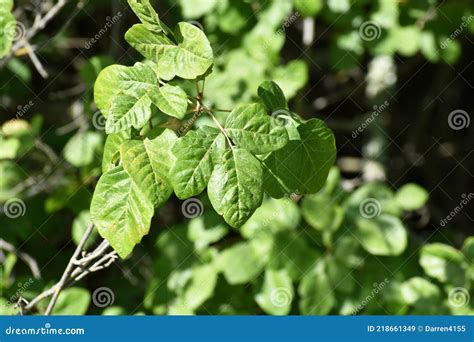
0,0,473,315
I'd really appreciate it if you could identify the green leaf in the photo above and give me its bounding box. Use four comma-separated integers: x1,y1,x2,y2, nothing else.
94,62,157,118
225,103,289,155
63,131,103,167
121,130,177,207
102,131,129,173
272,60,309,99
94,65,128,117
301,192,344,232
125,22,213,80
299,262,335,315
419,243,465,285
53,288,90,315
395,183,429,210
178,0,217,19
149,84,188,119
90,165,154,258
171,126,225,199
217,242,264,284
344,182,402,217
255,269,294,315
72,211,97,250
293,0,323,17
327,0,350,12
241,198,300,238
268,231,320,281
400,277,441,314
257,81,287,112
0,298,19,315
128,0,167,32
216,0,253,34
463,237,474,264
401,277,440,304
106,93,152,134
181,263,218,310
262,118,336,198
188,211,228,250
355,215,407,256
208,148,263,228
0,2,15,58
0,136,20,159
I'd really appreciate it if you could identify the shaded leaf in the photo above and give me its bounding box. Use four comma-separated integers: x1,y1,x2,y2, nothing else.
355,215,407,256
217,242,264,284
395,183,429,210
255,269,294,315
262,118,336,198
419,243,465,285
299,262,335,315
53,288,90,315
64,131,103,167
257,80,287,112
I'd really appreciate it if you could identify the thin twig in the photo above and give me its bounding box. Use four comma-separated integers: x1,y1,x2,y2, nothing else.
202,107,234,148
23,235,116,314
35,138,60,165
44,223,94,315
24,41,48,78
0,239,42,279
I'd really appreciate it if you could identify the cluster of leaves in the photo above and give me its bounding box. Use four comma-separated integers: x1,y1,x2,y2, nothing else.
0,0,472,317
290,0,473,68
134,168,474,315
89,0,336,258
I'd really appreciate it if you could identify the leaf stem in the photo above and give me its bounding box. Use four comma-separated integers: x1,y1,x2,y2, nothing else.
203,107,233,148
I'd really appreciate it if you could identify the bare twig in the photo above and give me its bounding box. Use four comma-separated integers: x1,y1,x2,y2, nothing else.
23,232,117,314
0,239,42,279
24,42,48,78
44,223,94,315
202,106,234,148
34,138,60,165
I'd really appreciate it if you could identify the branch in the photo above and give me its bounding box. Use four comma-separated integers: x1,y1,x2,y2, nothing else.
23,229,117,314
24,42,48,78
44,223,94,315
0,239,41,279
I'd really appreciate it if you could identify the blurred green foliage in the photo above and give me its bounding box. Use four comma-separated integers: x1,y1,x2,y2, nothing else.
0,0,472,315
